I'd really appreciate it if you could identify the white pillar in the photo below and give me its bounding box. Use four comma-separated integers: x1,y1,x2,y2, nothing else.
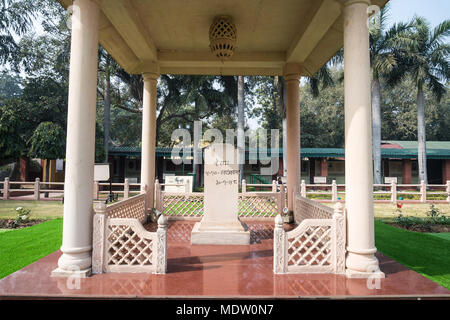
140,71,159,210
52,0,99,277
343,0,383,278
284,63,302,212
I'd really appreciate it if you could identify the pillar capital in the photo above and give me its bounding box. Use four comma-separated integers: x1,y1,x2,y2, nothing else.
141,61,160,80
143,73,159,82
342,0,371,7
283,63,303,81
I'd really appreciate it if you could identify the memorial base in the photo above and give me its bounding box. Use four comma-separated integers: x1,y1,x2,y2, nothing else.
191,220,250,245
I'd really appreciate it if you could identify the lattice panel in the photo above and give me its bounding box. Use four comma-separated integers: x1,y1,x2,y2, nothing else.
238,195,278,217
162,194,204,216
287,225,332,267
107,194,146,223
295,195,333,222
106,224,153,267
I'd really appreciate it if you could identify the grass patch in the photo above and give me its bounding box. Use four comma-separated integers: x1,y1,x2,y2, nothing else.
375,220,450,289
0,200,63,219
426,232,450,241
0,219,62,279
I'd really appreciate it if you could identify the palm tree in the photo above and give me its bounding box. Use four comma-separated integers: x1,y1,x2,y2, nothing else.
368,5,412,184
395,17,450,184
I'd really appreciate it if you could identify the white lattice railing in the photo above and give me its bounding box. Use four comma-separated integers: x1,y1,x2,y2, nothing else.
274,195,346,274
105,193,148,223
294,194,333,222
92,193,167,274
155,179,285,218
239,193,279,217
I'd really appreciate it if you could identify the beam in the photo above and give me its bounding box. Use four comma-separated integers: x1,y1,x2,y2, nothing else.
303,19,343,77
156,51,285,75
101,0,157,62
159,66,283,77
157,51,286,69
99,21,141,74
286,0,341,63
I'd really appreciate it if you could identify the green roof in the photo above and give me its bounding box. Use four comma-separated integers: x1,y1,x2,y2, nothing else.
383,141,450,149
109,143,450,160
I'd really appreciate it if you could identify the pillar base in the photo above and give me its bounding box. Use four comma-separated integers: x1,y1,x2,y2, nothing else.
51,267,91,278
191,221,250,245
346,268,385,279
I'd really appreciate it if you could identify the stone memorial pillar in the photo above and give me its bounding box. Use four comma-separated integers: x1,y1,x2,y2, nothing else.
191,143,250,245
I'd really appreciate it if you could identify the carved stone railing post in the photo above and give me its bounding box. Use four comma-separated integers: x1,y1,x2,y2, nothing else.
278,182,285,215
332,202,346,274
300,179,306,197
272,180,277,192
391,180,397,204
273,214,287,274
447,181,450,203
155,179,163,212
34,178,40,201
241,179,246,193
3,177,9,200
420,180,426,203
143,184,149,214
92,202,107,274
124,178,130,199
155,214,167,274
331,180,337,203
93,181,99,200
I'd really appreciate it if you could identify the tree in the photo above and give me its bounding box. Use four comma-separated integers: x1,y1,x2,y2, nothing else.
300,68,345,148
381,78,450,141
0,99,27,165
97,49,116,162
395,17,450,184
0,0,36,65
0,71,21,102
28,121,65,182
369,4,412,184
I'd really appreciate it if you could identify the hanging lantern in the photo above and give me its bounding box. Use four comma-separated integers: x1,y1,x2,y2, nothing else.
209,15,237,60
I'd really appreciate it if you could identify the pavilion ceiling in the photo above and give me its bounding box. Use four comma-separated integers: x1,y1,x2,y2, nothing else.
58,0,388,76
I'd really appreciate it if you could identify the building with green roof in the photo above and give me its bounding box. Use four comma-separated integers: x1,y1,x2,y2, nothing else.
107,141,450,186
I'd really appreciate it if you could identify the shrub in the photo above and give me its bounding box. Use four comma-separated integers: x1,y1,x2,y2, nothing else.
7,207,31,228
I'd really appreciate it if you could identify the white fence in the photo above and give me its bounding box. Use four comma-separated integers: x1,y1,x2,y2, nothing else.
0,177,141,200
298,179,450,203
274,195,346,274
155,179,285,218
92,192,167,274
1,177,450,204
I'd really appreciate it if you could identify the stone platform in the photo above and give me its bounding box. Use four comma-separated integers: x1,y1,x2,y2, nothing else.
0,221,448,299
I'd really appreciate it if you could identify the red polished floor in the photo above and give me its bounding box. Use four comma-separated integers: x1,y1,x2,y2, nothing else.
0,220,448,299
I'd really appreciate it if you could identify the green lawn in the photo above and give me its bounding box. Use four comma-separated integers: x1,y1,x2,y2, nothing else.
375,220,450,289
0,218,63,279
0,200,63,219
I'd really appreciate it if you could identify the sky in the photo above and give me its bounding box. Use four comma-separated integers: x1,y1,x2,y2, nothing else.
386,0,450,28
